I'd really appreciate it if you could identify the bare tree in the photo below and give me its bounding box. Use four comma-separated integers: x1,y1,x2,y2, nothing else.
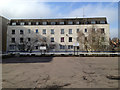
77,26,109,52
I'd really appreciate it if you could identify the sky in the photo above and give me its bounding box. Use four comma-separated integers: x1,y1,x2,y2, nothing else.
0,0,118,38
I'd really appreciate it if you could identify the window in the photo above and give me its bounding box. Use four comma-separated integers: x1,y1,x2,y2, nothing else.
43,29,46,34
20,22,24,25
69,37,72,42
11,38,15,43
20,38,24,43
36,22,39,25
51,29,54,34
60,45,65,49
28,22,31,25
28,38,31,41
68,45,73,49
12,30,15,34
59,22,64,25
36,29,38,33
100,21,105,24
85,22,88,24
43,37,46,42
68,21,73,25
42,22,47,25
85,29,87,32
20,30,24,34
12,22,16,25
51,22,56,25
69,29,72,34
85,37,87,41
76,21,79,24
9,45,15,50
91,21,96,24
28,29,31,34
35,46,38,50
61,37,64,42
51,37,54,42
77,29,79,33
61,29,64,34
101,28,105,34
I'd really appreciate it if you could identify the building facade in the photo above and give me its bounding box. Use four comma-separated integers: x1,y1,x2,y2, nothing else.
7,17,110,52
0,16,9,53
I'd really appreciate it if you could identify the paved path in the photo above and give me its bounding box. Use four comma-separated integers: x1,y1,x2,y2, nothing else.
2,57,118,88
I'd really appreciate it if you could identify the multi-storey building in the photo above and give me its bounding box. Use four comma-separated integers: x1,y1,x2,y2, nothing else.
0,16,9,53
7,17,110,53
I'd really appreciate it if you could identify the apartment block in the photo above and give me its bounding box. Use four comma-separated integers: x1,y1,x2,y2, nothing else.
7,17,110,52
0,16,9,53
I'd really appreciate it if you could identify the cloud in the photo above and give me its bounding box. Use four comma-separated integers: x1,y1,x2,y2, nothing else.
0,1,118,38
64,3,118,38
0,0,55,19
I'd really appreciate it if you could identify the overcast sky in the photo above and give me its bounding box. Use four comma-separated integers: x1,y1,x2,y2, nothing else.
0,0,118,38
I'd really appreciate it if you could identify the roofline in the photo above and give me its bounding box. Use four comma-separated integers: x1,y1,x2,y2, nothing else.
10,17,107,21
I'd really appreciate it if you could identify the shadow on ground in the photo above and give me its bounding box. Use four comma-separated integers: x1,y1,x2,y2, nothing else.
2,57,53,64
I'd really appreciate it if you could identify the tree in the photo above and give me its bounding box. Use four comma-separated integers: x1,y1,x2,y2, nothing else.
77,26,109,52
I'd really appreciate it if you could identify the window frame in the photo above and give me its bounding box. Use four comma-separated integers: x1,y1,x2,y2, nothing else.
59,22,64,25
61,37,64,42
69,37,72,42
20,38,24,43
42,22,47,25
28,38,31,42
77,29,79,33
61,29,64,34
68,45,73,49
76,21,79,25
12,30,15,34
91,21,96,24
28,29,31,34
100,21,105,24
9,45,16,50
69,29,72,34
36,29,39,33
20,22,25,25
51,22,56,25
68,21,73,25
43,29,46,34
51,37,54,42
85,29,87,33
20,30,24,34
12,22,16,26
51,29,54,34
11,38,15,43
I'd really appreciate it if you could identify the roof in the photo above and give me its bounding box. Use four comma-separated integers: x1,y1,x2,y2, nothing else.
9,17,108,25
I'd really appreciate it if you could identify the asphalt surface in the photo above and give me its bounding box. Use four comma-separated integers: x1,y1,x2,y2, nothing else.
2,57,119,88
